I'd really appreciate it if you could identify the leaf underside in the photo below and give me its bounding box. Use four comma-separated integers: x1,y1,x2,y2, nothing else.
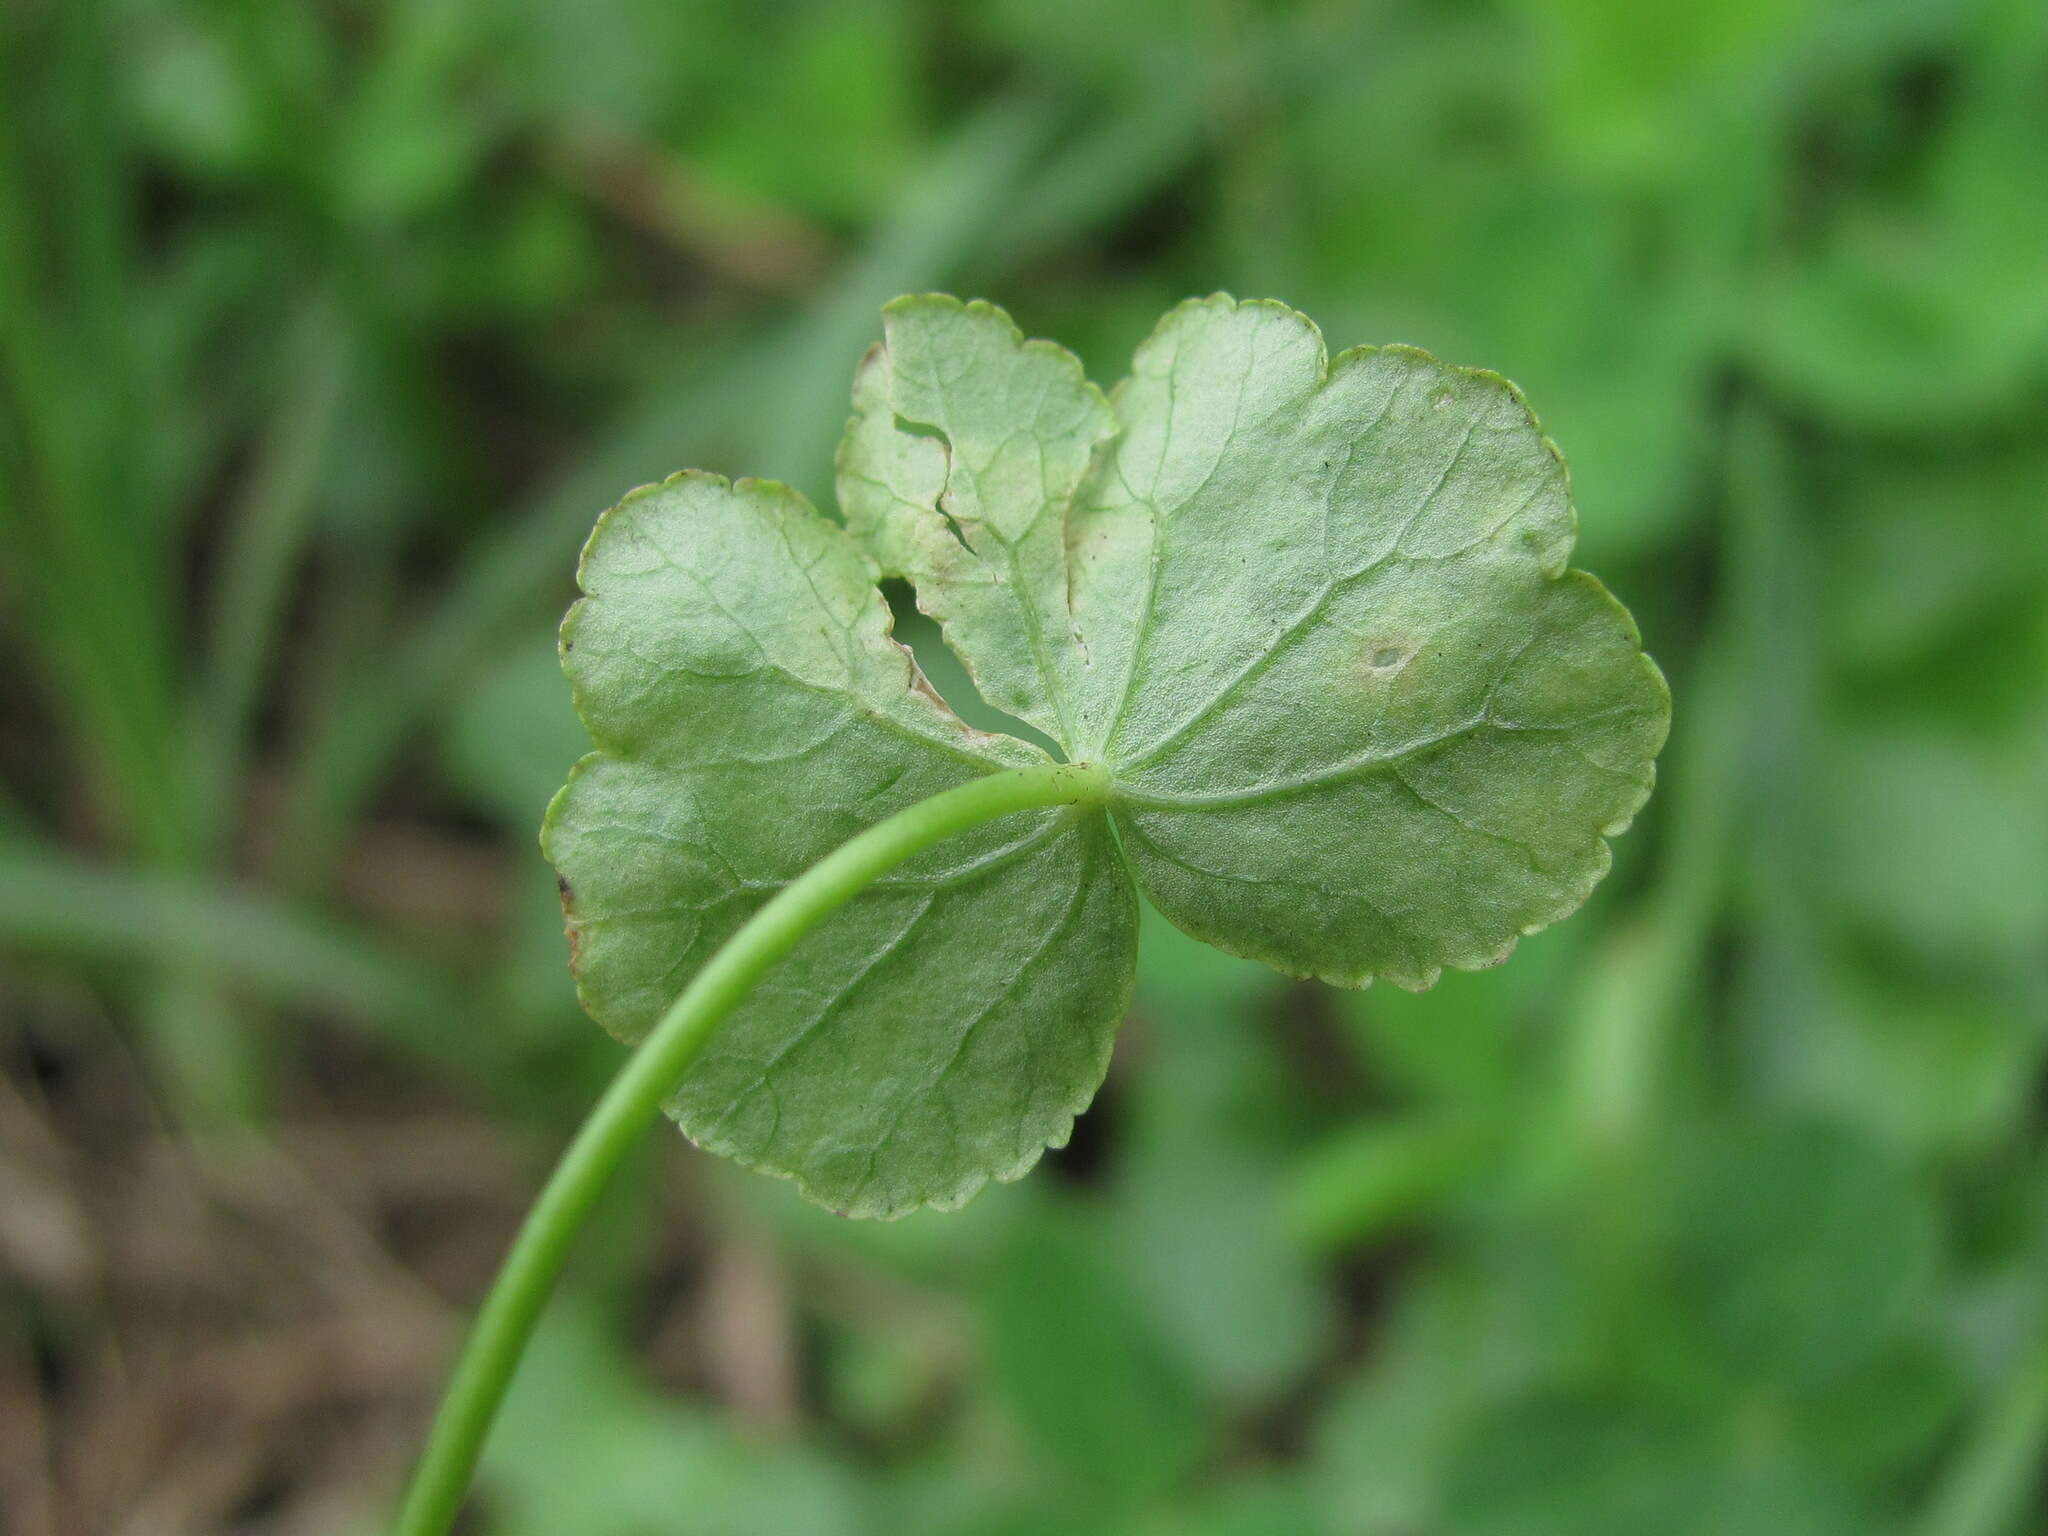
544,295,1670,1217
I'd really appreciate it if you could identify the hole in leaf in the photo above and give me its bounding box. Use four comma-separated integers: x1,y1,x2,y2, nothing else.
890,412,948,444
890,414,976,554
882,579,1064,759
934,505,976,556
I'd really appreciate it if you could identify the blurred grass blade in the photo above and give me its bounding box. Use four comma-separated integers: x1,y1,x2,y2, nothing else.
1285,1116,1492,1251
0,844,469,1066
191,301,349,854
971,88,1207,267
1917,1326,2048,1536
0,25,188,865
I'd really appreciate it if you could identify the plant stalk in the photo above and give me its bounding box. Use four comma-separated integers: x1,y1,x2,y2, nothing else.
391,759,1110,1536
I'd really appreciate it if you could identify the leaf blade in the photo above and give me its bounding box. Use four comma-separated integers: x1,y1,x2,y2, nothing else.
547,295,1668,1215
1078,297,1667,988
545,470,1137,1216
836,294,1114,746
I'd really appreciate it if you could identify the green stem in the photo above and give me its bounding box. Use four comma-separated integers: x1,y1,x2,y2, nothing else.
392,759,1110,1536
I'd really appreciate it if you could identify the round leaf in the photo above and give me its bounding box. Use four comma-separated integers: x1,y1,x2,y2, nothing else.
550,296,1668,1214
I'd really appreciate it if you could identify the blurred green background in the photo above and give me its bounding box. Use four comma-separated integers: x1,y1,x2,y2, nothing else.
3,0,2046,1531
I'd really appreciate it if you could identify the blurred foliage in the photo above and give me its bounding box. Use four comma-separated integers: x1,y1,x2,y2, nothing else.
2,0,2046,1533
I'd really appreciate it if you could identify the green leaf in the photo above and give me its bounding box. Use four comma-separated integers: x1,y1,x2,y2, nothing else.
1066,299,1663,988
985,1203,1207,1505
1313,1264,1529,1534
546,295,1667,1215
1793,1338,1965,1486
1118,1134,1334,1403
543,472,1137,1218
486,1302,861,1536
838,295,1117,748
1442,1391,1716,1536
1667,1118,1939,1389
1440,1389,1863,1536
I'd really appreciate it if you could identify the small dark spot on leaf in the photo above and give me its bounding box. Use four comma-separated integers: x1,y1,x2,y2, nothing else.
557,875,582,969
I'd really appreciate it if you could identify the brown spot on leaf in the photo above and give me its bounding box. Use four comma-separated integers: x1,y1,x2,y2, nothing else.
556,874,584,969
906,665,946,710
